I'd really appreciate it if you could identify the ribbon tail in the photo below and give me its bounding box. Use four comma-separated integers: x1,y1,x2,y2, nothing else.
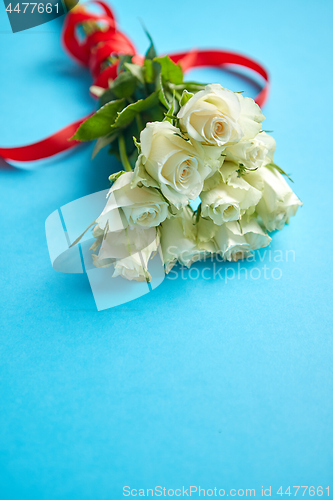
0,114,91,164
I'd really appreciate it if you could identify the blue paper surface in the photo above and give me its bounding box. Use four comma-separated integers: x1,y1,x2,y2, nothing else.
0,0,332,498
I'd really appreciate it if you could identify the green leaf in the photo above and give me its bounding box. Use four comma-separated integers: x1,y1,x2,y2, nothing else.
144,28,157,60
142,106,165,123
154,55,183,85
92,133,118,159
268,163,294,183
110,71,138,99
124,62,145,84
144,57,161,92
112,92,160,129
72,99,126,141
158,74,169,108
169,81,207,92
143,59,154,83
179,89,193,107
145,42,157,62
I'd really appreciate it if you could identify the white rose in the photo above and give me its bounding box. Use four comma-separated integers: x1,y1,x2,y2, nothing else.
97,171,169,230
200,169,262,224
112,254,151,281
177,84,265,147
245,166,302,232
92,225,159,282
178,84,242,146
213,219,271,261
132,121,211,208
160,207,206,272
241,218,272,251
112,233,159,282
225,131,276,169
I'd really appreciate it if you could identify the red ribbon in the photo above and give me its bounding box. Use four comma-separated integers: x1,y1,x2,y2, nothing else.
0,1,269,165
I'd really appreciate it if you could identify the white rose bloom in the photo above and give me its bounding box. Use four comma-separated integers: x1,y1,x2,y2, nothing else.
112,254,151,281
92,225,159,282
245,166,302,232
97,171,169,230
200,171,262,224
132,121,211,208
225,131,276,169
177,84,265,147
241,218,272,251
178,84,243,146
214,219,271,261
160,207,206,272
112,234,159,282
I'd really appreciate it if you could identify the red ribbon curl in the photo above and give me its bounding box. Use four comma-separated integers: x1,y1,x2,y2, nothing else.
0,1,269,165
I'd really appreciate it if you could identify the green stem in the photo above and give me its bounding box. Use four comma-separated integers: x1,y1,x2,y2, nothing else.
135,113,143,135
174,90,182,102
118,134,132,172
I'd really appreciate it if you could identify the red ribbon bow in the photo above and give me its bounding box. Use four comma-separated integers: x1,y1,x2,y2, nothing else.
0,1,269,165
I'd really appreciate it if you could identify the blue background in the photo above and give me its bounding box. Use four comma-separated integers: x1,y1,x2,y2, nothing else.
0,0,332,498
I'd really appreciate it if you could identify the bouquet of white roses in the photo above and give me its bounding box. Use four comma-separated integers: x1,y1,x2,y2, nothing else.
73,40,302,282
